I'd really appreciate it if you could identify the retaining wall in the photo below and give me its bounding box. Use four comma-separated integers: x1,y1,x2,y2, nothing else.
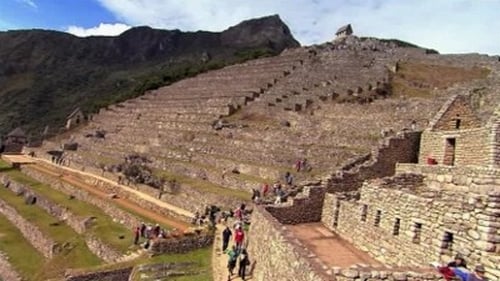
65,267,133,281
0,253,22,281
0,197,58,258
149,231,214,255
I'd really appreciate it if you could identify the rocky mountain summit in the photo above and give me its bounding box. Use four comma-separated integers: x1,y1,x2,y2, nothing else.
0,15,299,137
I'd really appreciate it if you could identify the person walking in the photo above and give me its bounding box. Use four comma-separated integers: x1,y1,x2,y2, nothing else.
226,245,238,280
238,248,250,280
234,226,245,250
222,226,232,252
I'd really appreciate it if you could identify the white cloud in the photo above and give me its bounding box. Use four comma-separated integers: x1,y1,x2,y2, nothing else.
96,0,499,54
17,0,37,8
66,23,131,37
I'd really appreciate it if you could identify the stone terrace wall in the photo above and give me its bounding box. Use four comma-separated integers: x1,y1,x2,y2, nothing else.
20,166,142,228
65,267,133,281
0,197,58,258
265,185,326,224
1,173,122,263
149,232,214,255
1,174,89,234
322,175,500,280
0,253,22,281
84,236,121,263
326,131,421,193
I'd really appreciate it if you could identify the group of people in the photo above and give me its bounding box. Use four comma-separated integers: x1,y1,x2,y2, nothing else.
133,222,169,247
222,204,252,281
433,255,489,281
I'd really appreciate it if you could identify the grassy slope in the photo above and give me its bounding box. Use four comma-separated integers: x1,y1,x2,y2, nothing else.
0,185,102,279
0,214,45,280
0,160,135,253
391,61,491,98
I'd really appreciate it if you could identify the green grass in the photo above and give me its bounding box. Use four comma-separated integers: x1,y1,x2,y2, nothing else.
132,247,213,281
154,169,250,202
0,183,102,276
0,214,45,280
0,160,134,253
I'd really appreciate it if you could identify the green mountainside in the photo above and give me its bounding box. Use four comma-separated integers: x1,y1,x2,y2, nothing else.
0,15,299,138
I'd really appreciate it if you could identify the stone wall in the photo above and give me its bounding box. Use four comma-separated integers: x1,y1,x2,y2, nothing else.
265,185,326,224
0,197,58,258
0,253,22,281
249,206,444,281
326,131,421,193
20,166,142,229
247,206,329,281
1,173,122,263
321,173,500,281
149,232,214,255
1,174,89,234
419,127,490,166
84,236,122,263
396,163,500,194
65,267,133,281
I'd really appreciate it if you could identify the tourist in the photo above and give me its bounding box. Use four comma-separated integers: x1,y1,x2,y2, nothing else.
133,226,140,245
251,188,260,202
153,224,161,237
261,183,269,197
139,222,146,238
295,159,301,172
238,248,250,280
467,265,488,281
284,171,293,186
234,226,245,250
222,168,227,179
432,255,469,281
222,226,232,252
226,245,238,280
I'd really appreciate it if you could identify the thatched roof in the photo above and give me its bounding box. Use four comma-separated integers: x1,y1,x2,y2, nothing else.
336,24,353,35
67,107,82,119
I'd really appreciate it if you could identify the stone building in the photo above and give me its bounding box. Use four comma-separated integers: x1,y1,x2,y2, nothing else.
419,94,499,168
335,24,353,38
321,95,500,280
2,127,27,153
65,108,84,130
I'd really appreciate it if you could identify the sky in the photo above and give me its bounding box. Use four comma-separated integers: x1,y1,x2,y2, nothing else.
0,0,499,55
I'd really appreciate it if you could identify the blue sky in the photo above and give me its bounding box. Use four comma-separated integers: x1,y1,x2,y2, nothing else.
1,0,499,55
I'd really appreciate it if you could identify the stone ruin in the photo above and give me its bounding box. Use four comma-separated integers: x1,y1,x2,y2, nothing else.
26,33,500,280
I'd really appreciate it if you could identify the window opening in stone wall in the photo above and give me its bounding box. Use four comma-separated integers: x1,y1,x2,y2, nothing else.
374,210,381,227
413,223,422,244
443,138,456,166
454,119,461,129
361,204,368,222
441,231,454,254
393,218,400,236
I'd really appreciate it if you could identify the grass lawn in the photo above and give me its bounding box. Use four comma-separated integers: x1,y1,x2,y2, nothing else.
0,184,102,277
0,214,45,280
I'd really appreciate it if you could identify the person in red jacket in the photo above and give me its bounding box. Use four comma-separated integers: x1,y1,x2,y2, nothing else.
234,227,245,250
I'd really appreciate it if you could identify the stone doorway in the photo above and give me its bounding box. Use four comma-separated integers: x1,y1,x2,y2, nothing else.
443,138,456,166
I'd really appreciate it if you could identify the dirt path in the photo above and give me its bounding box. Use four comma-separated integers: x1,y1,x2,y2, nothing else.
288,223,381,268
30,162,189,231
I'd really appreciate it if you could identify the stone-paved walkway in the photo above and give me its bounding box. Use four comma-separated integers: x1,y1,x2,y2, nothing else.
289,223,381,268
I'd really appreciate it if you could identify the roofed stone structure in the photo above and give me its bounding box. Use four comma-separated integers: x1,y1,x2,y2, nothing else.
335,24,353,37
